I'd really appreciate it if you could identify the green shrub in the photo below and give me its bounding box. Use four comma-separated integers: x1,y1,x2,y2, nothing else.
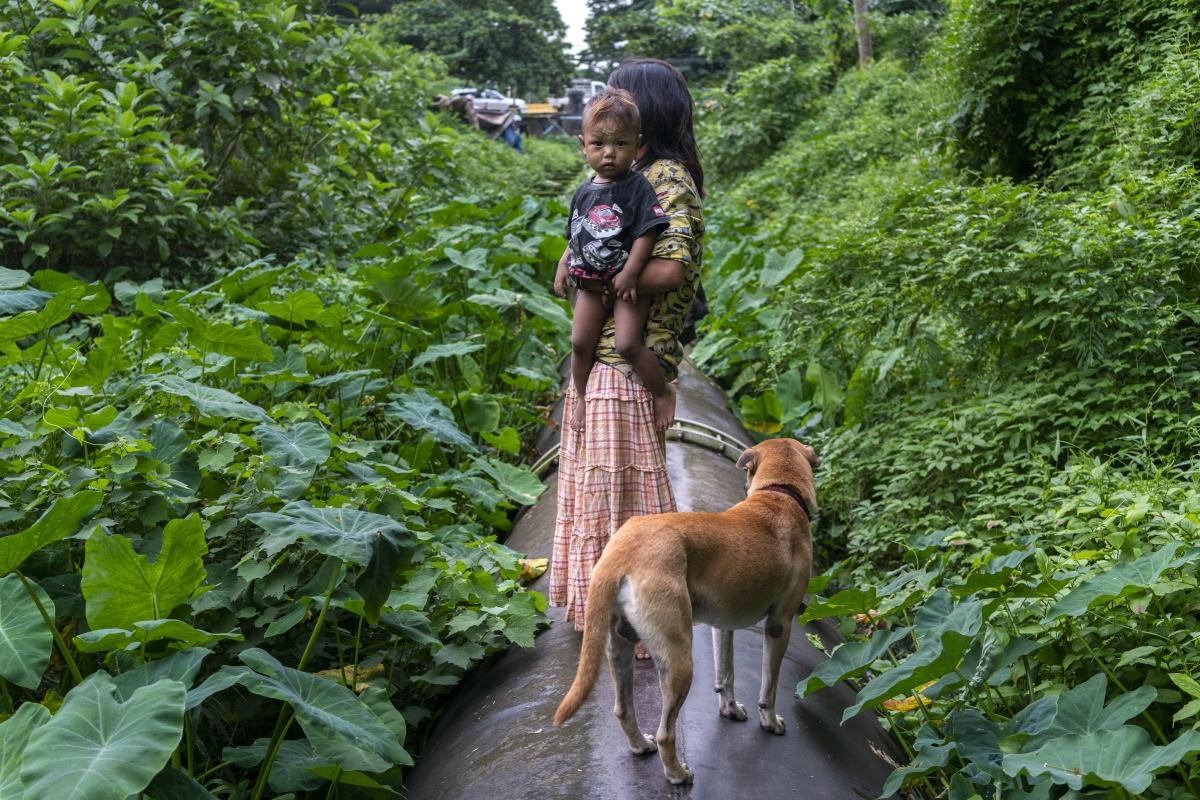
696,4,1200,793
0,192,571,796
0,0,446,279
940,0,1199,181
698,56,832,182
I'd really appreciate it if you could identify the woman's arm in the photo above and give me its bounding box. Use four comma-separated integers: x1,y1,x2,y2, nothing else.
636,258,686,293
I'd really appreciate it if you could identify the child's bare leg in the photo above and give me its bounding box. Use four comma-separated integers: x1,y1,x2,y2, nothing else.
613,296,676,431
569,288,610,431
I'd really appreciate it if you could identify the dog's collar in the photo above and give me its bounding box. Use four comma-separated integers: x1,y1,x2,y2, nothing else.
758,484,813,521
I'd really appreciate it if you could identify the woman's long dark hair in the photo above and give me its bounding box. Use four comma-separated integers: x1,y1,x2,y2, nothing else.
608,58,705,197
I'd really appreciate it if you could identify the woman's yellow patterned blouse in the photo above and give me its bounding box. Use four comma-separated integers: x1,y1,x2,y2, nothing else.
593,158,703,384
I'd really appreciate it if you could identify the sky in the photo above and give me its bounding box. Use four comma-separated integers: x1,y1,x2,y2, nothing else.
554,0,589,53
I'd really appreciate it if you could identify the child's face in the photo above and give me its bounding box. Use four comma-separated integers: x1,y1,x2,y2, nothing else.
579,119,639,180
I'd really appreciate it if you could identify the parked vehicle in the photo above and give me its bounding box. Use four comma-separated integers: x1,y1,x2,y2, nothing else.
550,78,608,111
451,87,527,115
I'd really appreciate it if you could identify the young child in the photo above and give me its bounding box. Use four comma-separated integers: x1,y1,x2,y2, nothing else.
553,88,674,432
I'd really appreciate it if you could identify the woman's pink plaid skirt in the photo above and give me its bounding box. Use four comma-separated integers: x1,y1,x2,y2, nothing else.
548,363,676,631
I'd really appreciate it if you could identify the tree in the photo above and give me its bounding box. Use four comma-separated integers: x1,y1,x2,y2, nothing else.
851,0,873,63
582,0,713,81
375,1,573,99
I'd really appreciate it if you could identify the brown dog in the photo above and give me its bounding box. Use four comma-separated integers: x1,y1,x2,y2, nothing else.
553,438,818,784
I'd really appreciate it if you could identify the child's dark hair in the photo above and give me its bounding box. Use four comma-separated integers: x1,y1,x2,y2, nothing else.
608,58,705,197
582,87,641,133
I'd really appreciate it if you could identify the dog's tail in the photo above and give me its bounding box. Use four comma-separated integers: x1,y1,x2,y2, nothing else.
553,565,619,726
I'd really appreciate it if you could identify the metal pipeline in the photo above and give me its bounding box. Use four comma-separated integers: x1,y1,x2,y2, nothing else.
404,363,904,799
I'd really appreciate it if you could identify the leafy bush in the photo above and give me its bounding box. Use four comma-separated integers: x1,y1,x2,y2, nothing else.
941,0,1199,181
0,192,570,796
694,2,1200,795
0,0,460,280
698,56,831,182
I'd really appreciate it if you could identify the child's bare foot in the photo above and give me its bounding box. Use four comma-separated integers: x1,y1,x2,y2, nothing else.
635,641,652,660
652,385,676,431
570,398,586,431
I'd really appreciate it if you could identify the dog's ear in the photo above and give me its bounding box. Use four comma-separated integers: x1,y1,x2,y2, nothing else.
736,447,758,472
802,444,821,469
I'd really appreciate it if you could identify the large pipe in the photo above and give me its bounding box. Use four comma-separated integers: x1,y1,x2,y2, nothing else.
405,363,904,799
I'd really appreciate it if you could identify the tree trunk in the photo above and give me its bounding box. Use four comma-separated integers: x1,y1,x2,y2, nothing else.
852,0,874,65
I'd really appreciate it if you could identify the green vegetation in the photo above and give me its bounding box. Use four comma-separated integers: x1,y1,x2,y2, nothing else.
0,0,582,796
374,0,573,99
6,0,1200,796
679,0,1200,796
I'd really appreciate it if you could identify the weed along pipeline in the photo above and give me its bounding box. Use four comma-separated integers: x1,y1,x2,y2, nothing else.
404,362,904,800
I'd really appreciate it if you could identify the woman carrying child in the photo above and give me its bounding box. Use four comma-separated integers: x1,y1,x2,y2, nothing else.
549,58,705,642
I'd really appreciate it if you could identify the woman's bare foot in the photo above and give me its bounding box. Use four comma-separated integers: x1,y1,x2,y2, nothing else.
570,397,586,431
652,384,676,431
635,641,651,660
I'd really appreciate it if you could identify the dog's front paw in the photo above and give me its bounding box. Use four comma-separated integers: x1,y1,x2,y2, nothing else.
630,733,657,755
720,701,747,722
666,763,694,785
759,709,786,734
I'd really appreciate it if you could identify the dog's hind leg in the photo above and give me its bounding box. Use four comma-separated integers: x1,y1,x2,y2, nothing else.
757,606,793,734
712,627,747,721
652,647,694,785
607,624,657,755
637,585,694,785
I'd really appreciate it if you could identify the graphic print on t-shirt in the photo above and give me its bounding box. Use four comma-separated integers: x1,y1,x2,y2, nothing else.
566,172,668,281
582,203,623,239
581,239,627,272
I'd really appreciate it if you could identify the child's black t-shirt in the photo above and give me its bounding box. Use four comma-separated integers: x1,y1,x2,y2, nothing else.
566,171,668,281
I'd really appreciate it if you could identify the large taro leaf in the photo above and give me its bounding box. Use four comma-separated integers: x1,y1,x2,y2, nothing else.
246,501,409,566
411,339,485,370
234,647,409,773
186,665,249,710
1041,673,1156,739
256,421,331,467
223,737,333,793
1002,727,1200,793
0,280,108,347
945,708,1005,779
20,673,186,800
111,647,211,700
1046,543,1183,621
82,514,208,630
520,292,571,330
459,392,501,434
355,534,409,625
255,421,331,500
796,626,909,697
843,590,983,722
0,267,31,289
799,587,881,624
73,620,241,653
148,420,201,496
739,390,784,434
386,389,477,452
257,289,325,325
474,456,546,506
0,490,102,574
0,702,51,798
0,288,52,314
152,375,271,423
146,764,217,799
0,574,54,689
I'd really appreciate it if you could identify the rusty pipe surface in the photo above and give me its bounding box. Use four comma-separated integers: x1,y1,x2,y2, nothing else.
404,362,904,800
